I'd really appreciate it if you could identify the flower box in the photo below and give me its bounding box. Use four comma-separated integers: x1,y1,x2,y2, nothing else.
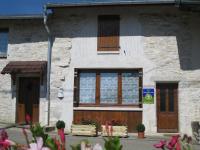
101,125,128,137
71,124,98,136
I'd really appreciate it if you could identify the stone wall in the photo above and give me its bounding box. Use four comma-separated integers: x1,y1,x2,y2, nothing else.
0,6,200,135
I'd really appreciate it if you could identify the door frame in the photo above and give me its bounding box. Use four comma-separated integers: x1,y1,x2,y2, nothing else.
156,81,179,133
16,74,41,124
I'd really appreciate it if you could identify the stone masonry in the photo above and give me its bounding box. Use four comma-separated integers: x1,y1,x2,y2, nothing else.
0,6,199,135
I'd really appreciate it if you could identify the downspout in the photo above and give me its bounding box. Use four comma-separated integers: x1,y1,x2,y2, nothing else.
43,5,52,126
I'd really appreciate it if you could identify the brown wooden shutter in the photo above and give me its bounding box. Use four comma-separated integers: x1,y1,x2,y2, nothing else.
73,69,79,107
98,15,120,51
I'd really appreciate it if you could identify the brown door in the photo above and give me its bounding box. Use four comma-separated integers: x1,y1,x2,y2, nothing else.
17,77,40,124
156,83,178,133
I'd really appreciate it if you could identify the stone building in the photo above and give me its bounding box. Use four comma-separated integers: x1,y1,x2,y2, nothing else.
0,1,200,135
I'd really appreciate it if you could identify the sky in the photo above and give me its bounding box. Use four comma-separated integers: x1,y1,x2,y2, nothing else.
0,0,126,16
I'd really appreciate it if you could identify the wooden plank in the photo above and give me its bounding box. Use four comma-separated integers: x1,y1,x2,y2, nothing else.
74,110,142,133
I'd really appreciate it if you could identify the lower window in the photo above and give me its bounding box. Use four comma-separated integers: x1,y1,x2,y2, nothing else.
74,69,142,107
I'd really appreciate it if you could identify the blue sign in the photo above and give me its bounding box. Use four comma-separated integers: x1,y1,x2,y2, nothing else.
143,88,154,104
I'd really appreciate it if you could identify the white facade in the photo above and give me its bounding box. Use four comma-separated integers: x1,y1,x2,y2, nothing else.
0,6,200,135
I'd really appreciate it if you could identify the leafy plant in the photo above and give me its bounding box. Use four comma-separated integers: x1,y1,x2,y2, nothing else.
81,119,100,130
104,136,123,150
136,123,145,132
111,120,125,126
30,123,48,143
56,120,66,129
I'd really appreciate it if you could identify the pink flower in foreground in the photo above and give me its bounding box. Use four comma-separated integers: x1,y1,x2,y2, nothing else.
28,137,50,150
166,135,180,150
58,128,65,143
0,130,8,141
153,140,166,149
0,130,15,149
175,141,181,150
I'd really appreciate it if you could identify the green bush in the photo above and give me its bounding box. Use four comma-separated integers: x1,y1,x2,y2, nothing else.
56,120,65,129
30,123,48,143
136,123,145,132
104,137,123,150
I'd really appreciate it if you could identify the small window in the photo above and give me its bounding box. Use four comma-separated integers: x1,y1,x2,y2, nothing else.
98,15,120,51
79,73,96,104
0,29,8,58
100,73,118,104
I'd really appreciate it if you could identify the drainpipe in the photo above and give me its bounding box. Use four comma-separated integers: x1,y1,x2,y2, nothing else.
43,5,52,126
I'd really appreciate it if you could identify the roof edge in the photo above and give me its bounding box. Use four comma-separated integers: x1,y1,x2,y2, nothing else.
46,1,176,8
0,14,43,20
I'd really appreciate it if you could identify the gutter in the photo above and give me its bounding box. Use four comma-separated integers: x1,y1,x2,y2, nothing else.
46,0,176,8
43,5,53,126
0,15,43,20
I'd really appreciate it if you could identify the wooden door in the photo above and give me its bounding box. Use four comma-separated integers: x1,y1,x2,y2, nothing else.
156,83,178,133
17,77,40,124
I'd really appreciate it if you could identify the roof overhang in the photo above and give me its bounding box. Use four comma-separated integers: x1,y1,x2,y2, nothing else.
1,61,47,75
47,0,176,8
0,14,43,20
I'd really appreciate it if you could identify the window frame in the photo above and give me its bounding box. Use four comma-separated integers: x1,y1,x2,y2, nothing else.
74,69,143,108
97,15,120,51
0,28,9,58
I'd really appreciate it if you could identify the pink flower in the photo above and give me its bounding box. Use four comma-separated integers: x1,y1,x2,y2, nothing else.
0,130,15,149
26,114,31,124
58,129,65,143
153,140,166,149
28,137,50,150
175,141,181,150
0,130,8,141
166,135,180,150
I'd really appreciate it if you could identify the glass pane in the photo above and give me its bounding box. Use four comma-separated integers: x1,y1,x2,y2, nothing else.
0,32,8,55
100,73,118,104
168,88,174,112
122,73,139,104
79,73,96,103
160,88,166,112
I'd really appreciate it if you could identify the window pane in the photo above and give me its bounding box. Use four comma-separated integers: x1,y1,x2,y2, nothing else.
122,73,139,104
100,73,118,104
0,31,8,56
168,88,174,112
79,73,96,103
160,88,166,112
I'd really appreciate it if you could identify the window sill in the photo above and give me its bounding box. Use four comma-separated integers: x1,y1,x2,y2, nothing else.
73,107,143,111
97,51,120,54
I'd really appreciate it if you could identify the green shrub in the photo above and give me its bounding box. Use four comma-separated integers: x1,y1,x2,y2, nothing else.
136,123,145,132
104,137,123,150
30,123,48,143
56,120,65,129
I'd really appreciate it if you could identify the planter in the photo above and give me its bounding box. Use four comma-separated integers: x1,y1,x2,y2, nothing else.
101,125,128,137
71,124,97,136
137,132,145,139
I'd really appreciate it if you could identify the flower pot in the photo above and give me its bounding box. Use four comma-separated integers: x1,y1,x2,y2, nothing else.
138,132,145,139
101,125,128,137
71,124,98,136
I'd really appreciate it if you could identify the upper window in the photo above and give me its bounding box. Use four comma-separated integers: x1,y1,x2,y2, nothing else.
97,15,120,51
0,29,8,58
74,69,142,107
